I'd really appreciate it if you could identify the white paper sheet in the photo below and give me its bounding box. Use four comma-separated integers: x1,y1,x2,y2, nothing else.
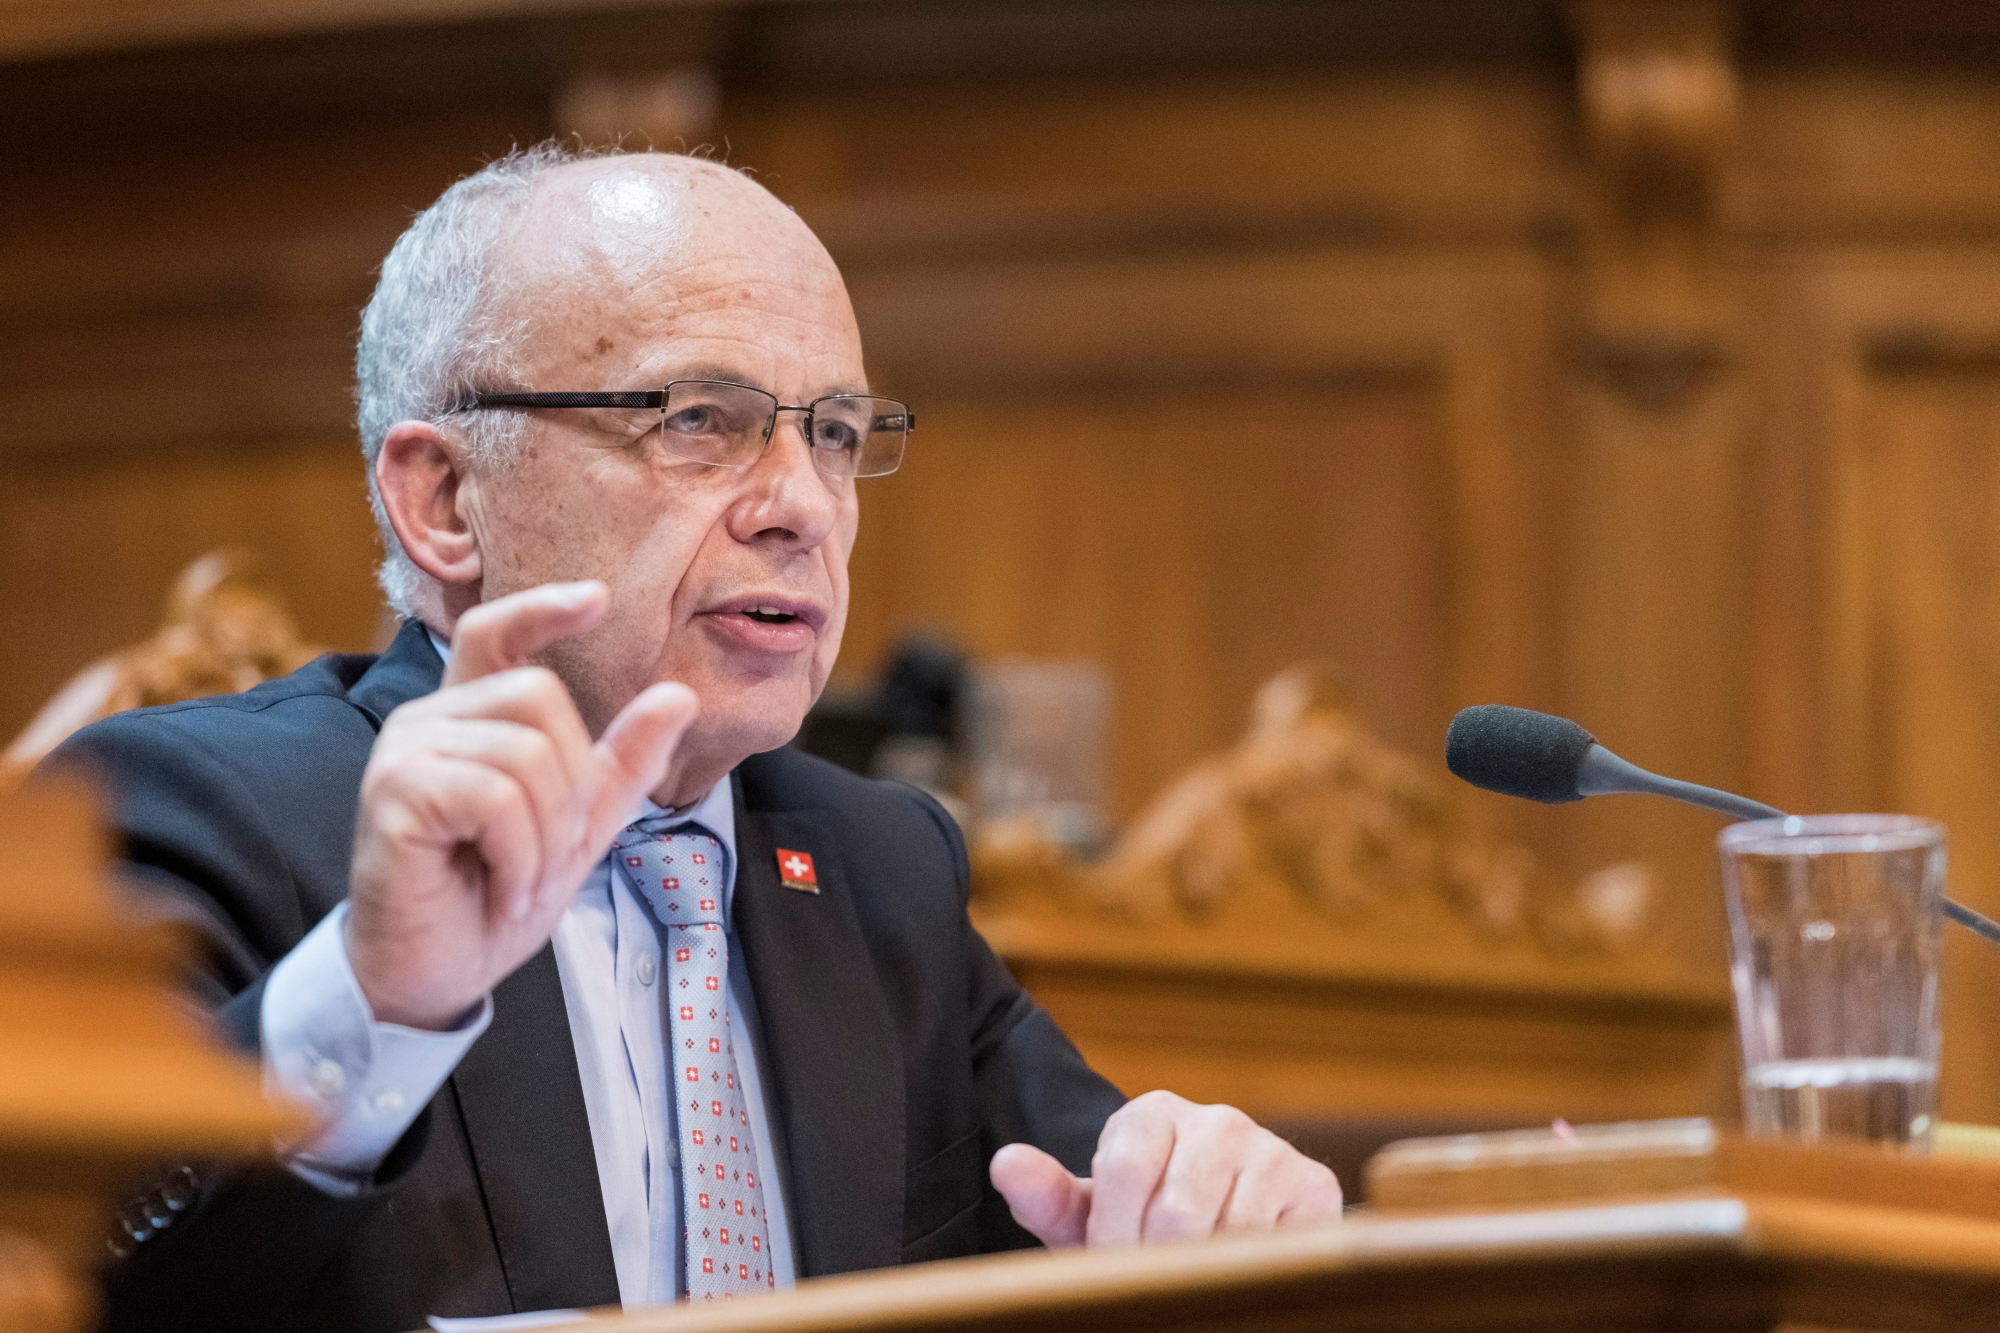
427,1311,590,1331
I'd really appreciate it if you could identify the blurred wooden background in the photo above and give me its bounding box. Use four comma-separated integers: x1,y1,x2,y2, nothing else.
8,0,2000,1119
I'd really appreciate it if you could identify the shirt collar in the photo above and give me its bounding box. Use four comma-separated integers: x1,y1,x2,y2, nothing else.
651,770,737,861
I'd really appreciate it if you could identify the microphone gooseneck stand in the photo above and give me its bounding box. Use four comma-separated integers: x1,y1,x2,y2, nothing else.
1448,705,2000,950
1577,744,2000,949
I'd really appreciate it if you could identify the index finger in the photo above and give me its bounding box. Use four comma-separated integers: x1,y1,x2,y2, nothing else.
443,582,609,686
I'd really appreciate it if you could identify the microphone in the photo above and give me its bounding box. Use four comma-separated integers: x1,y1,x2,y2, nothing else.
1446,705,1782,821
1445,703,2000,948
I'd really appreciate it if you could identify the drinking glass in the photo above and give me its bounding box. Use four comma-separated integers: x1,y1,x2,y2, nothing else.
1717,815,1945,1147
968,659,1111,852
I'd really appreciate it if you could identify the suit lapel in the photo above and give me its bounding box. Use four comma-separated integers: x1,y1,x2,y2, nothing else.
450,946,622,1312
732,794,906,1277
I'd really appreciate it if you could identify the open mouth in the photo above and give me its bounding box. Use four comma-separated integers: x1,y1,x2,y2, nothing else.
708,596,825,644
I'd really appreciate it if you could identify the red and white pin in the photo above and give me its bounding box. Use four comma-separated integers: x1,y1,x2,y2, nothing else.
775,849,818,894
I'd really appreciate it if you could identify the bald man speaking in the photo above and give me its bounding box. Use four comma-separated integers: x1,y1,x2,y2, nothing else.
49,147,1338,1332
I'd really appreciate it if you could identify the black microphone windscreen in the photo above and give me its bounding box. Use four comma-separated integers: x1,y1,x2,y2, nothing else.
1445,705,1597,804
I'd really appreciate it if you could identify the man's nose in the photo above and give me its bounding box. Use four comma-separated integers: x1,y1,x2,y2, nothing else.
724,414,840,549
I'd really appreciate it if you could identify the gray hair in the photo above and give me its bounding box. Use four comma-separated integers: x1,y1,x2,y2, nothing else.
354,141,588,617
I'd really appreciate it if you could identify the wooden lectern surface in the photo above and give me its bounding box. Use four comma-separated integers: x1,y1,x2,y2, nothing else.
498,1190,2000,1333
0,783,288,1333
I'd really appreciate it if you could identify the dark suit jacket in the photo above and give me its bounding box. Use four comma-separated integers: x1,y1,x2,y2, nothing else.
46,621,1125,1332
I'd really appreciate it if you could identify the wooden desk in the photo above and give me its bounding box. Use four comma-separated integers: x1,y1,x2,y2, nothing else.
528,1190,2000,1332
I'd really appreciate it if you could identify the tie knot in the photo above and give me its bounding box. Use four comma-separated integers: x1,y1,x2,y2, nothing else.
617,823,726,928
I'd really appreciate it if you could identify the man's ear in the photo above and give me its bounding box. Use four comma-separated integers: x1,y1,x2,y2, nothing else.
376,420,482,587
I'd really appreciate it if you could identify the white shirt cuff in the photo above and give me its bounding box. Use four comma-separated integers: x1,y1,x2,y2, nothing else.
261,903,492,1195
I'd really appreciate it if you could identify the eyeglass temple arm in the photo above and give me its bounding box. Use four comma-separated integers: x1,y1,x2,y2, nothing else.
459,391,665,411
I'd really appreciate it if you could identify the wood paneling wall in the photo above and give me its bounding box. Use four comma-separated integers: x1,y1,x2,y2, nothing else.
0,123,530,717
11,2,2000,1118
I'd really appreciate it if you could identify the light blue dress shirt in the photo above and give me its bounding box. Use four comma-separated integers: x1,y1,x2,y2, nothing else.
260,636,796,1310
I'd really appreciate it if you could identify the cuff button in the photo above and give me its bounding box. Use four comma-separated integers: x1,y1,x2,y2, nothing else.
309,1058,347,1098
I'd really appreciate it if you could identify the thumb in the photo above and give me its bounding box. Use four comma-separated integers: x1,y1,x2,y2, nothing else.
990,1144,1092,1248
587,682,700,840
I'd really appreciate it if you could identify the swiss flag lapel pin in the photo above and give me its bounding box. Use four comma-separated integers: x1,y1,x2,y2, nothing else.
776,848,819,894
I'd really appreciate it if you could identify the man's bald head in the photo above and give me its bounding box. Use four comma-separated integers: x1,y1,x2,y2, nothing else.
355,144,845,620
510,155,829,287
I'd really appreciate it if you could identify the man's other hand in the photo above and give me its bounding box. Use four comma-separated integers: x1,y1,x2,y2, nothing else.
989,1090,1342,1248
346,581,699,1030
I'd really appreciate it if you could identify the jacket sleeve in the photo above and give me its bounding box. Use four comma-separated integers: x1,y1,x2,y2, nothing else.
40,710,436,1333
905,789,1128,1251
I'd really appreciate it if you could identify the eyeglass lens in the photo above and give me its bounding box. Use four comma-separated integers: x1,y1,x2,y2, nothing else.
662,380,907,478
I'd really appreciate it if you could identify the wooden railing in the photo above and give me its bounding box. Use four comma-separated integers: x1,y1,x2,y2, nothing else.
0,784,285,1332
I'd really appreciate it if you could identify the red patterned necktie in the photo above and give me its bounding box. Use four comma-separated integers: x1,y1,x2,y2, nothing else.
616,823,773,1300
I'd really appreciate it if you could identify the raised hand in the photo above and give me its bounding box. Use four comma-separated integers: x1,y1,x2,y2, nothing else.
989,1090,1342,1248
345,581,698,1030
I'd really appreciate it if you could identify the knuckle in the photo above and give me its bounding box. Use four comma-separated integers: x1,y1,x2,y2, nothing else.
1280,1163,1343,1223
1090,1139,1150,1182
469,769,524,816
453,604,498,645
364,799,423,847
519,665,565,699
1191,1104,1253,1147
1203,1104,1251,1133
1110,1091,1177,1132
360,755,421,812
1146,1198,1204,1240
507,667,573,720
507,723,559,770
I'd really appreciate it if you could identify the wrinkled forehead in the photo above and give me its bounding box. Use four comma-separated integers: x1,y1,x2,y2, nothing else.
497,156,848,332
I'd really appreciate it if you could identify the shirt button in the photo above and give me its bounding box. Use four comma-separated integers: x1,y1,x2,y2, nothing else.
636,954,657,986
309,1058,346,1098
372,1089,406,1115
